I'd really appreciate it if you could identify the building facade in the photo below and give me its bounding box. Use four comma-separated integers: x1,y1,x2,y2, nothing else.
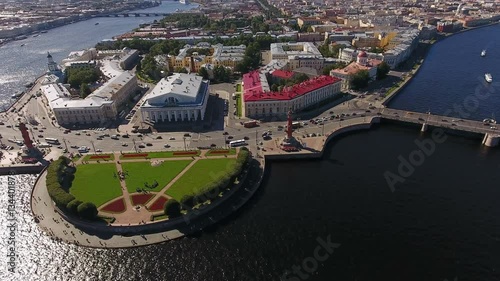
243,71,342,118
140,73,210,124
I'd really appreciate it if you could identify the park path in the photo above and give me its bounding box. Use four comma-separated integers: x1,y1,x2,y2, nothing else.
145,158,200,209
97,152,152,225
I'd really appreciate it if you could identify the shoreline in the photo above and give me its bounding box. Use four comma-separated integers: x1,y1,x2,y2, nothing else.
30,155,265,248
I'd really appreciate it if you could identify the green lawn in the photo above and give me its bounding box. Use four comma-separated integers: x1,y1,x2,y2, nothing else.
119,150,200,159
82,154,115,161
236,83,242,92
205,148,237,156
167,158,236,200
121,160,192,193
235,94,242,117
70,163,122,207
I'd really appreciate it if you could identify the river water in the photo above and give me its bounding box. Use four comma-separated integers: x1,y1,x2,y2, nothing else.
1,11,500,281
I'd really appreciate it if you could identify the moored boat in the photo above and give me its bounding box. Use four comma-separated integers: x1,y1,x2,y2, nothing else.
485,73,493,83
481,50,486,57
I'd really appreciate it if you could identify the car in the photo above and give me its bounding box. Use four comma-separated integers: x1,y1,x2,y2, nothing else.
329,111,334,115
75,132,81,135
138,144,145,148
164,144,171,148
146,143,153,146
210,143,217,148
137,134,143,138
122,134,129,138
96,137,103,140
452,123,457,126
442,119,448,122
122,143,128,147
0,122,4,125
169,137,175,140
38,130,43,132
418,117,425,121
223,131,229,135
86,133,91,136
184,133,191,137
225,140,230,144
156,136,162,139
340,118,345,121
490,126,497,130
6,125,12,128
352,113,357,116
365,110,371,113
263,135,272,140
96,149,102,152
57,146,63,149
227,136,234,140
243,136,249,140
38,134,43,138
377,112,382,115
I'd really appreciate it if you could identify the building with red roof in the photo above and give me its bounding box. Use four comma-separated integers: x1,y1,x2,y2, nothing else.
242,70,341,118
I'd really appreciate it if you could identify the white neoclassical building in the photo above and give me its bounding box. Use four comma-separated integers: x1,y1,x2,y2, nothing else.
140,73,210,124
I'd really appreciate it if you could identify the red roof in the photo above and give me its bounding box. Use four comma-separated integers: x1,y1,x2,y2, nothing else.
358,51,368,58
243,71,341,102
271,69,294,79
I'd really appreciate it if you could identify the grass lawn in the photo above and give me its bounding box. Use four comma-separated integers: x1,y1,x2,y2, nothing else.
236,83,242,92
119,150,200,159
70,163,122,207
82,154,115,162
121,160,192,193
167,158,236,200
235,94,242,117
205,148,237,156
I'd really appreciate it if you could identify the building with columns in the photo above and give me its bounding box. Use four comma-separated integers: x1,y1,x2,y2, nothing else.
140,73,209,124
330,51,381,91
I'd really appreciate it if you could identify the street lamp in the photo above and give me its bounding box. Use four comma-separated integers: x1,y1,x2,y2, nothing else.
132,138,138,153
183,137,187,151
90,140,96,154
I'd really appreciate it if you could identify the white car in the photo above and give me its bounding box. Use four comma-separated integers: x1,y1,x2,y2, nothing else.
122,143,128,146
96,149,102,152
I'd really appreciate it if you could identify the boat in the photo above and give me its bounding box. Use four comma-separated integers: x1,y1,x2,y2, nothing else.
179,0,189,4
40,30,48,33
485,73,493,83
481,50,486,57
95,22,99,25
33,34,39,37
20,43,25,47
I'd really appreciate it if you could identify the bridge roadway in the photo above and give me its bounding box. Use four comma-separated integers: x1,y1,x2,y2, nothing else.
379,107,499,135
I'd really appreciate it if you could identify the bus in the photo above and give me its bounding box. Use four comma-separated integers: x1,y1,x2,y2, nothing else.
45,137,60,144
286,122,302,130
243,120,258,128
229,139,247,147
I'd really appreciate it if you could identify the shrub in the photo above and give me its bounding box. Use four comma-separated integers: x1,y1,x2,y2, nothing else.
66,199,83,214
164,199,181,218
180,195,196,209
77,202,98,220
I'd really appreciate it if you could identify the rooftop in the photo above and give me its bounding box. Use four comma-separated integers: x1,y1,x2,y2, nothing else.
142,73,209,107
243,71,340,102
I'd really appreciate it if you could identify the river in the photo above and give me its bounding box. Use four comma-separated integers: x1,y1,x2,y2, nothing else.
1,12,500,281
0,0,198,110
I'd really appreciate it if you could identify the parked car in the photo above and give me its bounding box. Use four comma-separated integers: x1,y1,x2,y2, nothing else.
243,136,250,140
138,144,145,148
164,144,171,148
184,133,191,137
146,143,153,146
169,137,175,140
227,136,234,139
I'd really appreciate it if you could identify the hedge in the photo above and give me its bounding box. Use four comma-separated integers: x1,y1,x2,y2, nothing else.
182,148,249,210
46,156,76,209
46,156,99,220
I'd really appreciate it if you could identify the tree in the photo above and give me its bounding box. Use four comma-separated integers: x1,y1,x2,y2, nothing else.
174,67,188,74
66,199,83,214
164,199,181,218
376,61,391,80
80,83,91,98
351,70,370,90
77,202,98,220
198,67,209,80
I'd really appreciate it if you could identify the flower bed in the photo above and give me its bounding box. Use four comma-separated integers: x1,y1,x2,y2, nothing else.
209,150,230,154
101,198,126,213
148,196,168,212
89,155,112,160
122,153,148,158
131,193,154,206
173,151,197,156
